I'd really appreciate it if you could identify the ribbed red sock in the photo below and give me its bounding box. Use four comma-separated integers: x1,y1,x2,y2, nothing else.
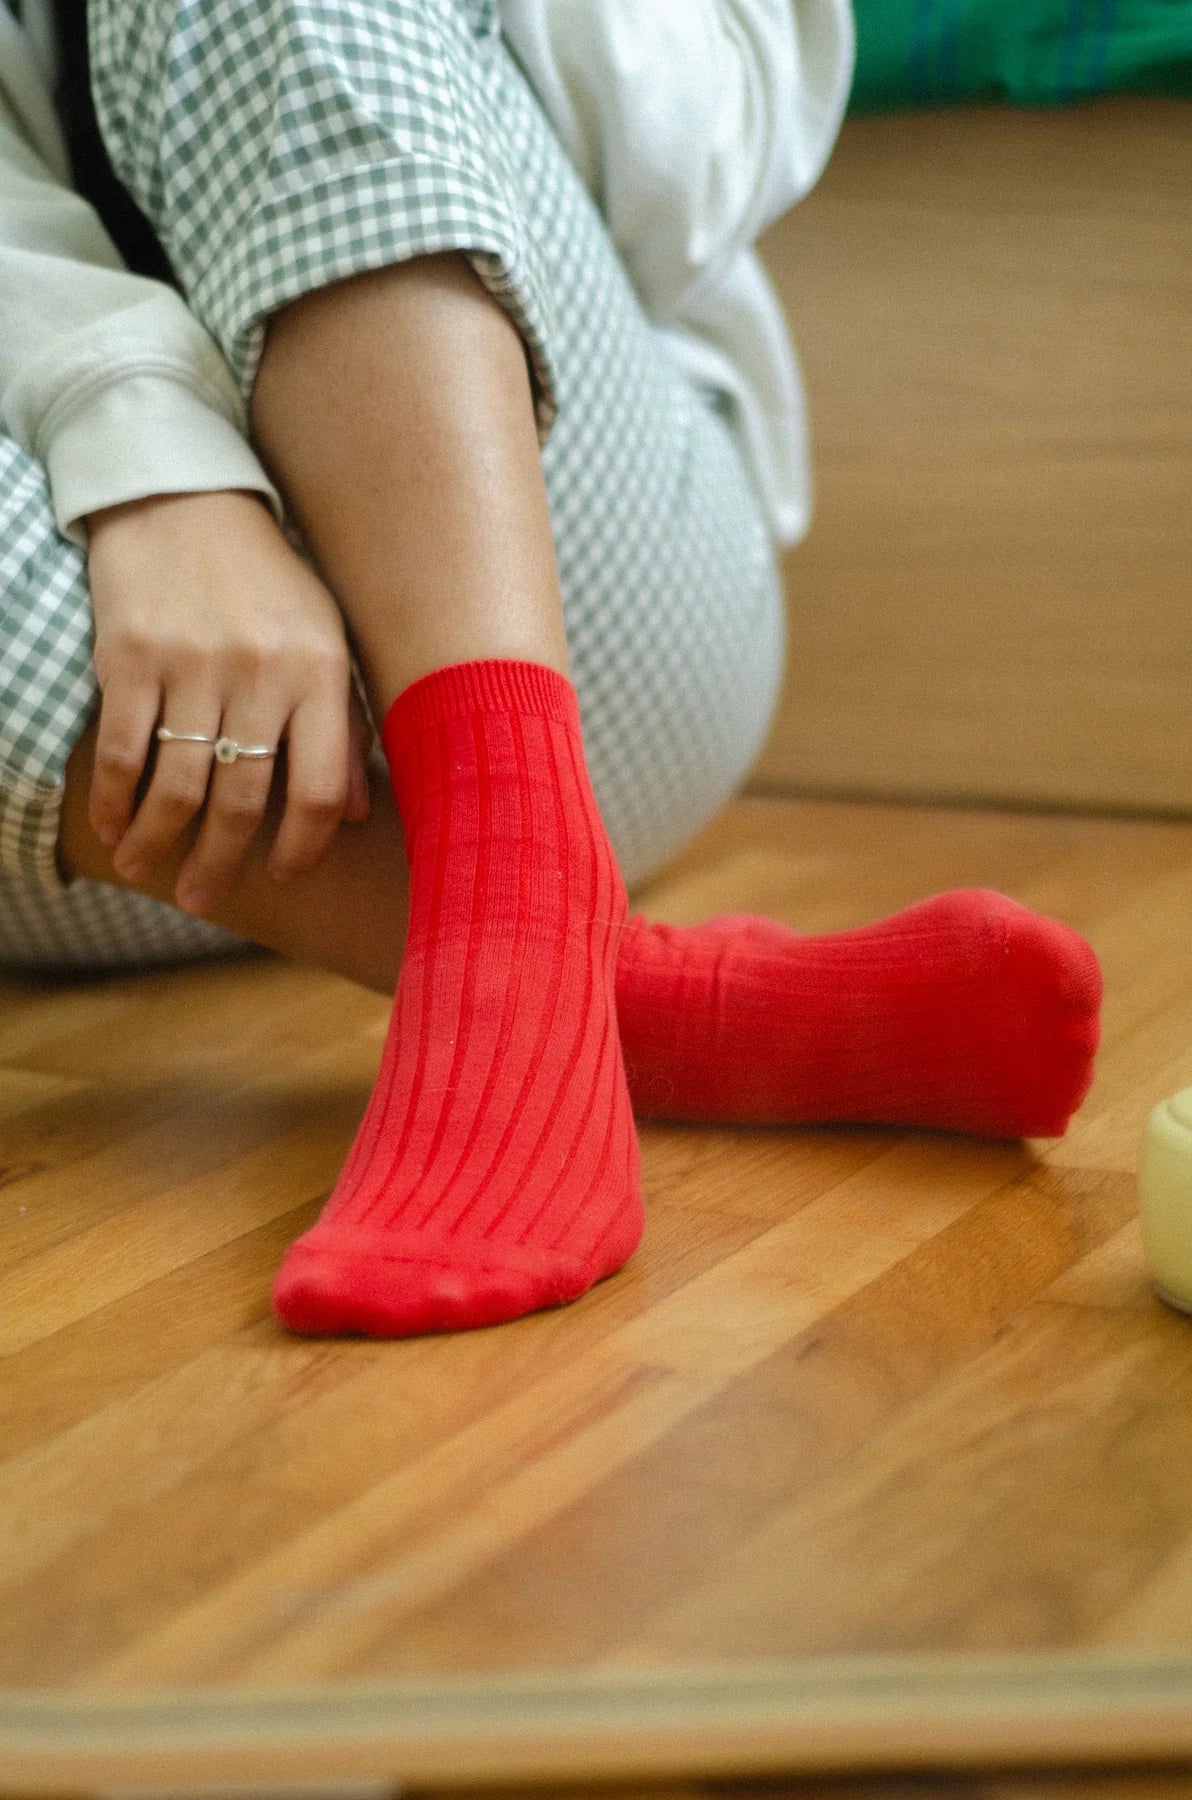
616,893,1101,1136
273,660,642,1337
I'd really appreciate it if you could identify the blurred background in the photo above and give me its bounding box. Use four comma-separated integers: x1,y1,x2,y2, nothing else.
752,0,1191,815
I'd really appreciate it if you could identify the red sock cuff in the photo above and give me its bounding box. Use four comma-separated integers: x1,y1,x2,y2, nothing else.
381,659,581,766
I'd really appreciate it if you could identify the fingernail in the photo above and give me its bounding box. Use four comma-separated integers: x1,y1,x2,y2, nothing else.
117,856,148,884
178,886,212,915
96,823,119,848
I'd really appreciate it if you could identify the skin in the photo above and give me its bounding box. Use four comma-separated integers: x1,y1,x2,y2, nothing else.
85,487,373,914
69,252,568,940
59,712,407,992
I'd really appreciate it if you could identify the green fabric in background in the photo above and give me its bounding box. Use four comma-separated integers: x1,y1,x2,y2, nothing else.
849,0,1192,109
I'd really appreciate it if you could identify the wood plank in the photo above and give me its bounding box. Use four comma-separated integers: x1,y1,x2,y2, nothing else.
607,1224,1189,1663
71,1140,1017,1689
314,1166,1136,1683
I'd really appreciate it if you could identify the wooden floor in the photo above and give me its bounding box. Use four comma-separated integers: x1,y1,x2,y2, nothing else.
5,794,1192,1794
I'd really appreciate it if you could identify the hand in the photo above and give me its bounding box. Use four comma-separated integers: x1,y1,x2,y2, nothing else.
85,489,371,916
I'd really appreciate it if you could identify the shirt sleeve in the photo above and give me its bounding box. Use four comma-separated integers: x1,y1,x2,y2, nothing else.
0,76,282,547
499,0,855,319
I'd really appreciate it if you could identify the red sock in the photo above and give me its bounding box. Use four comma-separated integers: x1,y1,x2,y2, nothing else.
615,891,1101,1136
273,661,642,1337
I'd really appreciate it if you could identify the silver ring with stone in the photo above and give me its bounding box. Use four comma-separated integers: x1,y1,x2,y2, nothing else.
156,727,278,764
213,735,278,764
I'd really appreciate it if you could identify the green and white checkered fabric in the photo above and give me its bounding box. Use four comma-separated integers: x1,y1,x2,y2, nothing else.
0,0,784,971
0,439,92,890
89,0,558,423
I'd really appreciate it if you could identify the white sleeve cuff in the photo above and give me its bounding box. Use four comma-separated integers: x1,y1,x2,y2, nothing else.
42,370,284,546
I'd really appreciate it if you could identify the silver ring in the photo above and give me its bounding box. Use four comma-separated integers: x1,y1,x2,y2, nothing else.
213,735,278,765
156,727,278,764
155,727,216,747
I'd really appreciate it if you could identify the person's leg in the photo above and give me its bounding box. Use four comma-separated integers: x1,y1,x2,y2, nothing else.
88,0,650,1330
249,244,640,1334
76,0,1099,1174
5,0,1099,1175
59,707,1102,1141
55,257,642,1336
240,261,1103,1150
85,0,751,1336
251,255,568,708
1,267,1099,1146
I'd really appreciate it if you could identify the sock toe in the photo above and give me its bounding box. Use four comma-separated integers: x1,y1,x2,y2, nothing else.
980,900,1101,1135
997,895,1103,1020
272,1230,595,1337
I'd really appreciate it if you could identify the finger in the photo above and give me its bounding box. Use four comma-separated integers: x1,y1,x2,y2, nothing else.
111,692,219,885
175,719,285,914
89,677,162,848
344,691,373,823
269,689,350,881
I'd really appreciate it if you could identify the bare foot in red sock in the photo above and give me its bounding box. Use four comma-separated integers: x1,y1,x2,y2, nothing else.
273,661,642,1337
616,889,1101,1136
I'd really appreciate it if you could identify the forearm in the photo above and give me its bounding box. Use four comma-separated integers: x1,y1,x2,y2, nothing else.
249,252,568,716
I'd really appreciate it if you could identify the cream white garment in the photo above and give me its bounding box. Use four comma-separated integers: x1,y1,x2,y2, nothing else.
500,0,854,543
0,0,280,543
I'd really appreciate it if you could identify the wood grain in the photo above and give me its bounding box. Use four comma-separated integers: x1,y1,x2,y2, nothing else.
752,99,1192,813
4,793,1192,1792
